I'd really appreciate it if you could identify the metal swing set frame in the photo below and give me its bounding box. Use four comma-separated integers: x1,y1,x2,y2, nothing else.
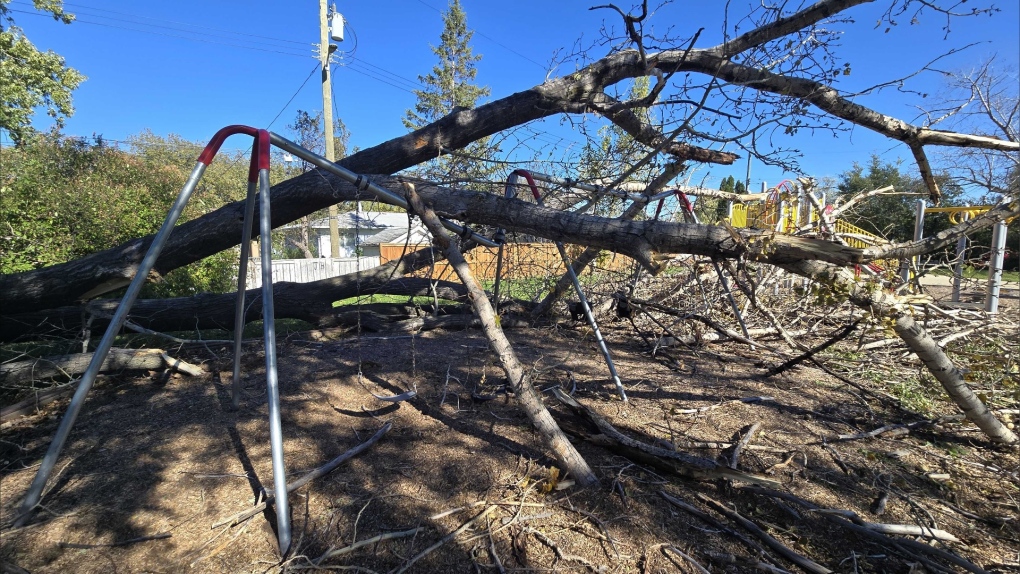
14,125,497,554
17,128,699,554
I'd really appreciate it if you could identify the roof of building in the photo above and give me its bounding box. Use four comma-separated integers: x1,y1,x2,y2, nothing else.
361,226,423,246
303,211,420,230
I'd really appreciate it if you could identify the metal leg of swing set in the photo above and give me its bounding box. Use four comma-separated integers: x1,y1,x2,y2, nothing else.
18,127,293,555
504,170,627,402
554,241,628,402
14,161,210,528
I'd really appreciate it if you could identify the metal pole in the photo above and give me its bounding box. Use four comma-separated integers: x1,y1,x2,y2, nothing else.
491,228,507,314
320,0,341,258
269,133,498,248
258,166,291,554
510,171,627,402
904,199,926,285
985,220,1007,314
951,208,969,303
16,162,208,526
555,242,627,402
232,180,258,409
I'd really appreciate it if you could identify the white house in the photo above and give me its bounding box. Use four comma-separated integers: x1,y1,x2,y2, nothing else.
305,210,430,258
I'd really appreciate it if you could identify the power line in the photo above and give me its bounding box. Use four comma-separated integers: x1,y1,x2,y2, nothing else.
347,56,423,91
8,8,312,59
12,0,311,53
341,61,419,94
59,0,310,47
11,3,431,97
267,63,322,129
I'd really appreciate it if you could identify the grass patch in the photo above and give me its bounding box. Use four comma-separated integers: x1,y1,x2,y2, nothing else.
332,294,461,307
931,265,1020,282
888,376,939,416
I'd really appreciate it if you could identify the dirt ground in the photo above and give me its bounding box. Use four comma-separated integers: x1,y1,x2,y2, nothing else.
2,291,1018,573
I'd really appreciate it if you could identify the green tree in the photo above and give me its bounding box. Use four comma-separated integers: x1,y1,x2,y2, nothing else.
0,130,246,296
286,109,350,173
837,155,961,242
276,110,358,259
402,0,494,186
578,76,663,217
0,0,85,143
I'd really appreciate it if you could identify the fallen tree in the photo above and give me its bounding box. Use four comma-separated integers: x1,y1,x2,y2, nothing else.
2,1,1018,490
3,0,1017,314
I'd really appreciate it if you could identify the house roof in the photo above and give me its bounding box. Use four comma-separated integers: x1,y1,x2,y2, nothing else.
360,226,429,246
304,211,420,230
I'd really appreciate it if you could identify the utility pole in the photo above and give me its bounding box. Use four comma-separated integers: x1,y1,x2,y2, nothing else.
319,0,340,258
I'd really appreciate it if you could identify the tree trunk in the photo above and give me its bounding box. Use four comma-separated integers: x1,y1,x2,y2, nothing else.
0,348,174,385
404,183,600,487
891,314,1017,444
8,168,1016,318
0,275,466,343
784,260,1017,444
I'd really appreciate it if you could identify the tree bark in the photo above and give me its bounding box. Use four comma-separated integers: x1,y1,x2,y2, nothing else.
1,348,164,385
783,259,1018,444
6,0,1016,314
8,167,1017,318
404,182,600,487
0,274,466,343
890,314,1017,444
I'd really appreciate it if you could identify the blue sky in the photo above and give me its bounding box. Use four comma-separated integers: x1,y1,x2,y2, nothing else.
5,0,1018,190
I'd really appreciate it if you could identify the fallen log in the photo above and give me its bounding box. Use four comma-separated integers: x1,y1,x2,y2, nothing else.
552,389,780,487
405,182,599,487
0,349,204,423
0,275,467,344
0,348,202,386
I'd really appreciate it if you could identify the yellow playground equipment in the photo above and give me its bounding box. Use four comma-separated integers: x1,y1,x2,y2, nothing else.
727,182,1010,312
728,179,885,249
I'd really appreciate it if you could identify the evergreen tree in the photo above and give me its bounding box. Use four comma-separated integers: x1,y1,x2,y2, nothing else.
837,155,961,242
403,0,493,186
734,180,746,194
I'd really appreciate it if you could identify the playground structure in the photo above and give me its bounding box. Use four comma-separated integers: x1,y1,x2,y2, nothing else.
13,124,499,555
908,201,1010,313
729,179,883,249
727,181,1012,312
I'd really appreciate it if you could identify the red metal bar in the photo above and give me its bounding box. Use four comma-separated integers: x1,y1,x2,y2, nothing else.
653,198,665,221
510,169,542,201
197,124,260,167
674,189,694,215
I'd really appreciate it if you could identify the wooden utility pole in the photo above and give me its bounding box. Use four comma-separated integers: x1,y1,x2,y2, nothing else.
319,0,340,258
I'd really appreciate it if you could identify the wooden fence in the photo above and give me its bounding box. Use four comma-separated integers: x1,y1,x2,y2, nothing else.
379,242,633,283
242,243,634,290
245,256,381,289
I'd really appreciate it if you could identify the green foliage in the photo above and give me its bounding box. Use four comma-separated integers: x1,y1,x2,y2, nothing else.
0,0,85,143
402,0,495,186
837,155,961,242
0,130,248,296
578,76,663,217
286,109,350,166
